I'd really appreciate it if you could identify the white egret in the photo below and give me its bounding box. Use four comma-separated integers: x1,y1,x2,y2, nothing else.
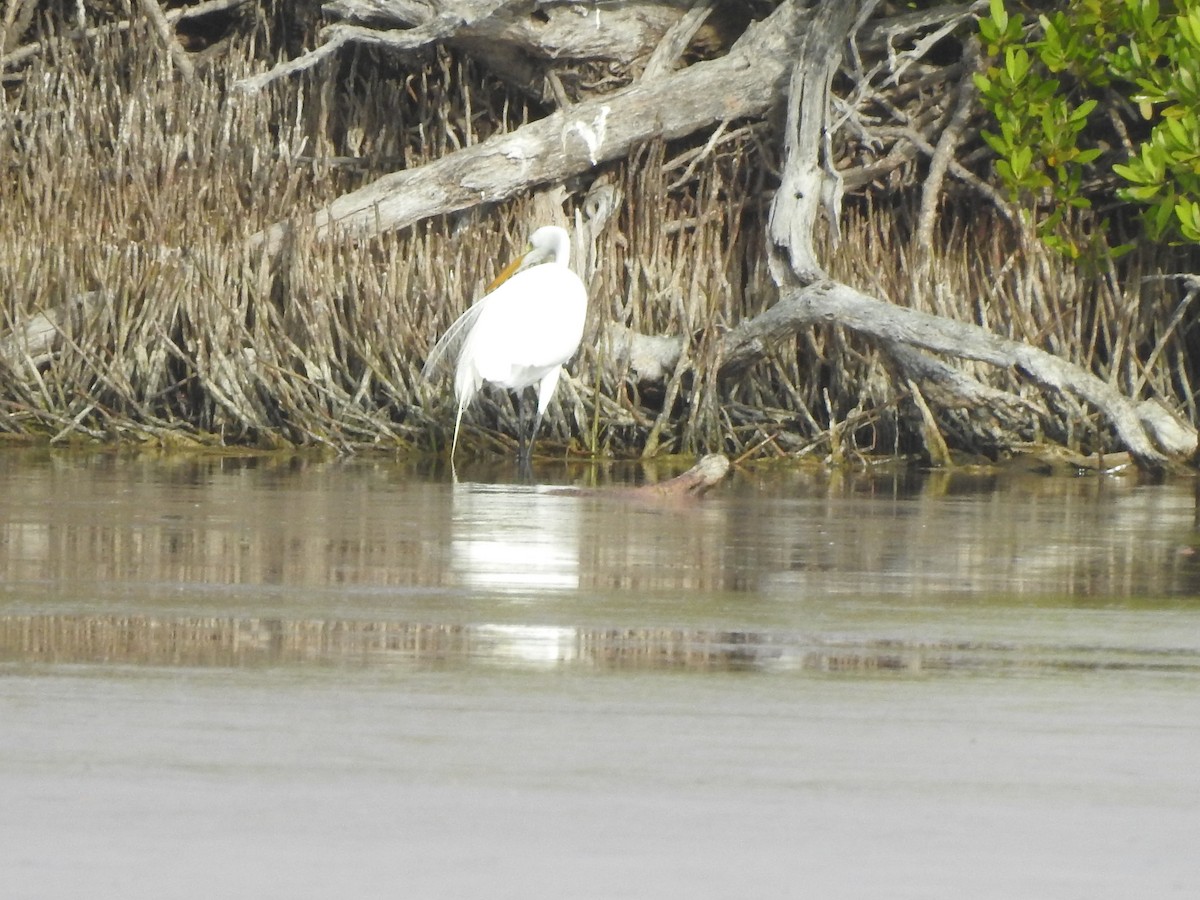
422,225,588,463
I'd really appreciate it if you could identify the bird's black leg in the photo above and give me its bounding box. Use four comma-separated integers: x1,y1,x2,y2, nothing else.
515,389,535,478
529,406,545,460
515,389,528,463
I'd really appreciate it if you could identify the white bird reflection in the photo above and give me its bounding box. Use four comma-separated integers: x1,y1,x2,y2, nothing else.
450,482,581,593
471,624,579,666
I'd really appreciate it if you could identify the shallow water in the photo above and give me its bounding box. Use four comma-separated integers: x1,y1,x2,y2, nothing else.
1,449,1198,898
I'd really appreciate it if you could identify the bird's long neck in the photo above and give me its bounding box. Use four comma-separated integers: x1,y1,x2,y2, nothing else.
545,229,571,266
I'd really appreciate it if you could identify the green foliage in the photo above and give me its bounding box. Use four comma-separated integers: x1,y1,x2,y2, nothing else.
975,0,1200,251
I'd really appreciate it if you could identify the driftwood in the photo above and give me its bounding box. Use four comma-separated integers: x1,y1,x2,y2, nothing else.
237,0,689,98
755,0,1188,471
625,452,729,499
248,1,807,254
726,282,1174,468
605,279,1186,469
238,0,1196,470
552,452,730,501
247,2,990,252
766,1,871,288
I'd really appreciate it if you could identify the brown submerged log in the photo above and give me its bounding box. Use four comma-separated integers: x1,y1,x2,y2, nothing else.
552,453,730,501
624,452,730,500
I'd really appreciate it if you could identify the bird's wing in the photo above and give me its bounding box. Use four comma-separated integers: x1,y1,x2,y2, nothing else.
421,301,488,380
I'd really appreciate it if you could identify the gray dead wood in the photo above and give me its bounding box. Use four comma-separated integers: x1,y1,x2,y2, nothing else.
1,0,250,69
607,279,1192,468
767,2,878,287
134,0,195,80
322,0,681,63
641,0,715,80
247,1,809,254
754,0,1188,470
238,0,687,98
728,282,1185,470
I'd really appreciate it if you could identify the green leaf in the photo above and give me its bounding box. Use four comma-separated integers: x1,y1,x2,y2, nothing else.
1142,0,1161,32
1113,162,1147,183
982,129,1010,156
1124,183,1165,200
1006,47,1031,83
1152,195,1177,233
1070,98,1098,122
1181,10,1200,49
1175,198,1200,234
1166,115,1192,147
989,0,1009,34
1142,142,1167,181
1011,144,1033,179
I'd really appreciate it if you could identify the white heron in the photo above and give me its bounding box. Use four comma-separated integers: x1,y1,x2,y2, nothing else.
422,225,588,463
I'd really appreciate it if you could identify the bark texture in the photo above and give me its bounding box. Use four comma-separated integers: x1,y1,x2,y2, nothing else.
249,2,807,253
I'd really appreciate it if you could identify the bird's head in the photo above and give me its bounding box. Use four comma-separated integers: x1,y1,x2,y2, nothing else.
486,225,571,291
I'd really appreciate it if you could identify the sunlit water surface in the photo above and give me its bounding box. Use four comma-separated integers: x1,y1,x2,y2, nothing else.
1,449,1198,899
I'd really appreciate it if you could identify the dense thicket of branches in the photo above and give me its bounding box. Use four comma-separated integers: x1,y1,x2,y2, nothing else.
1,0,1197,471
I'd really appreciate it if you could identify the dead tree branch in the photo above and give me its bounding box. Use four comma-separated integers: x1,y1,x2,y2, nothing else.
248,1,811,254
239,0,686,97
719,281,1179,470
766,2,879,287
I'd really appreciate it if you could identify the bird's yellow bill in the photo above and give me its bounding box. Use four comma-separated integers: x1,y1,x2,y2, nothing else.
486,249,529,292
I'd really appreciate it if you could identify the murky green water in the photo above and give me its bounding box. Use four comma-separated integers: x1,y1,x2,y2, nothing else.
1,449,1198,898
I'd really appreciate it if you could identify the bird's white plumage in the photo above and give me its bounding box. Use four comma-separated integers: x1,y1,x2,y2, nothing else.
423,225,588,458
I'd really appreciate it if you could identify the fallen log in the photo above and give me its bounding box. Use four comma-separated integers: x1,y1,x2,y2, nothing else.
753,0,1189,472
624,452,729,499
726,282,1188,470
551,453,730,501
607,276,1196,469
247,1,809,254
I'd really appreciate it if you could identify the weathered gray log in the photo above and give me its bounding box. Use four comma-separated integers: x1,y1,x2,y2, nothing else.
766,1,879,287
641,0,714,80
721,281,1183,470
605,278,1195,468
247,0,810,253
237,0,690,98
324,0,682,63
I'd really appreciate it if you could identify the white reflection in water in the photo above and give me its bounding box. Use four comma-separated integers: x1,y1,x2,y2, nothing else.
472,624,579,665
450,483,580,593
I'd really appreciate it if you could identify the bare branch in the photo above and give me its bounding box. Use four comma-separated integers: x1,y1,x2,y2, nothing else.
134,0,195,81
642,0,714,81
767,1,883,287
1,0,251,70
915,38,981,265
719,281,1185,470
248,0,810,254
